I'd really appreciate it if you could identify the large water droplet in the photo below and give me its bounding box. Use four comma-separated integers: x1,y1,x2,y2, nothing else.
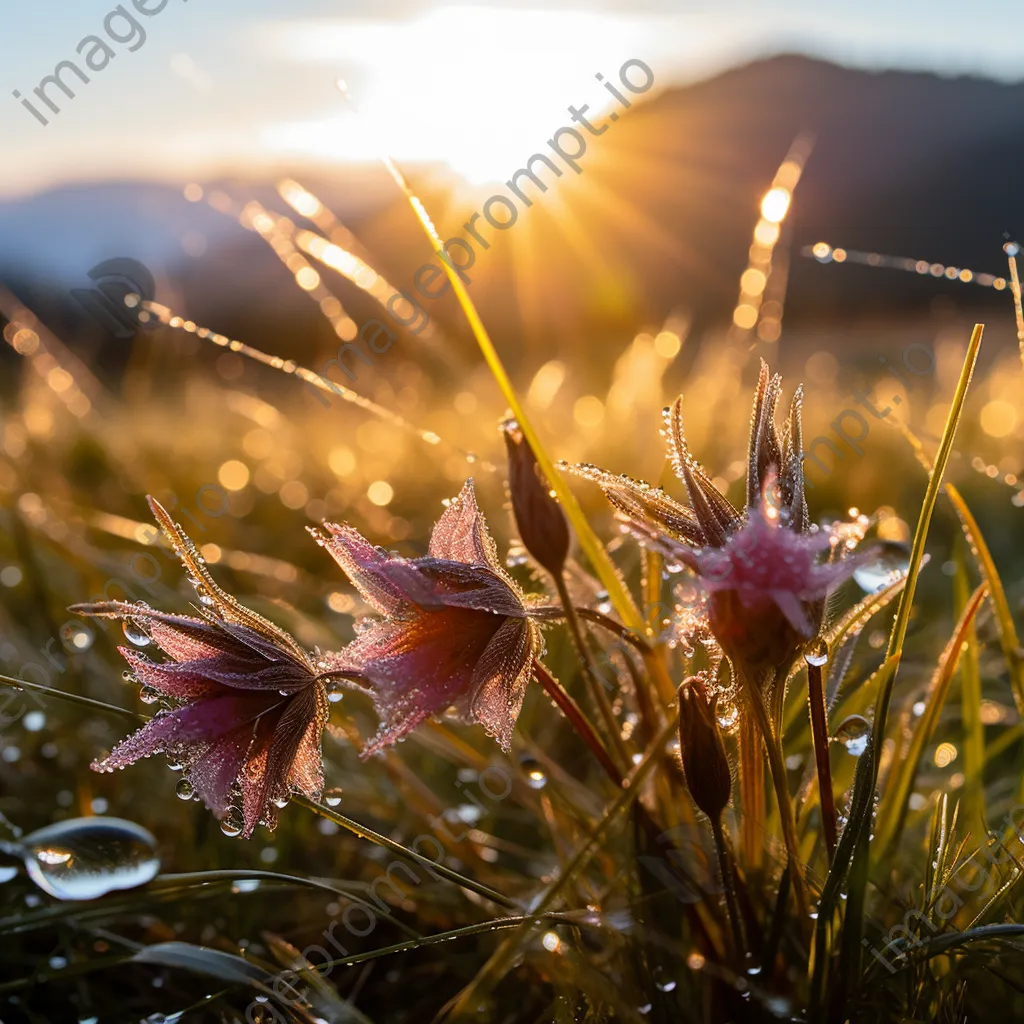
833,714,871,756
353,617,376,636
19,817,160,901
175,779,195,801
716,702,739,732
219,807,244,838
804,638,828,668
122,620,151,648
324,789,343,808
653,967,677,992
852,541,911,593
0,864,19,884
520,756,548,789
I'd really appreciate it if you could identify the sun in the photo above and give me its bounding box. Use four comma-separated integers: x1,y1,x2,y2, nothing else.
262,6,644,185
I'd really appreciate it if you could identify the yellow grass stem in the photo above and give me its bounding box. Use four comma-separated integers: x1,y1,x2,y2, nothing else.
380,158,645,635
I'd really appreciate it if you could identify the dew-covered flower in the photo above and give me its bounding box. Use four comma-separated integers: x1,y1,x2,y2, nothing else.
569,362,861,687
314,480,542,755
72,499,330,838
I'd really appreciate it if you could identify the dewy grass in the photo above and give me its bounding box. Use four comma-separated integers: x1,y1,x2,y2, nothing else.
810,322,984,1018
382,155,646,635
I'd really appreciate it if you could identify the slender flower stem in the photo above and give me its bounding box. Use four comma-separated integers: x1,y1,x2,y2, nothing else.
738,715,765,874
294,795,517,910
573,608,652,654
806,658,838,861
711,818,746,962
553,575,631,770
740,679,810,919
532,660,625,788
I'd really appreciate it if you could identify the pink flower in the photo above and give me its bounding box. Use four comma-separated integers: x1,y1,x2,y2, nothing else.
569,363,862,682
314,481,542,754
72,499,330,838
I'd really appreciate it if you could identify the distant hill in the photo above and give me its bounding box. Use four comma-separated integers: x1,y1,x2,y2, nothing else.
2,55,1021,370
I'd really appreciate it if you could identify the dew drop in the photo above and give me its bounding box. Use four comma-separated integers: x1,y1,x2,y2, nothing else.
353,617,376,636
0,865,19,884
220,807,244,838
122,620,151,647
519,756,548,789
716,702,739,731
324,789,343,807
175,779,195,801
139,686,161,705
833,714,871,756
852,541,911,593
653,967,677,992
804,638,828,668
19,817,160,901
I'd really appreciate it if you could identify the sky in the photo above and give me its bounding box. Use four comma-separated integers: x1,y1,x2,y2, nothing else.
2,0,1023,197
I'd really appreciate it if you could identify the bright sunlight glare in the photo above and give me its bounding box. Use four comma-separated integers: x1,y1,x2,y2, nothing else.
260,6,653,184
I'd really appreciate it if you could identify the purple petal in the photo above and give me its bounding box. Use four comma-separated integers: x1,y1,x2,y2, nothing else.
189,726,256,817
239,683,327,837
428,480,501,570
411,560,528,617
463,617,535,751
91,692,281,772
355,610,505,756
316,524,439,615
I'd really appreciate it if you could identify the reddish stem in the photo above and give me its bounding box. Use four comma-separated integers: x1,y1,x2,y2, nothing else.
807,658,838,860
532,659,624,788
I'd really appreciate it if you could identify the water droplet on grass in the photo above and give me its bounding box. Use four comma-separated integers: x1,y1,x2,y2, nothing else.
520,757,548,789
804,639,828,668
19,817,159,901
853,541,910,593
833,714,871,756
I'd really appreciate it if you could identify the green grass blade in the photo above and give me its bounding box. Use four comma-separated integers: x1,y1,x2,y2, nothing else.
945,482,1024,719
0,673,145,722
874,582,986,856
810,323,984,1019
955,551,987,832
382,160,645,634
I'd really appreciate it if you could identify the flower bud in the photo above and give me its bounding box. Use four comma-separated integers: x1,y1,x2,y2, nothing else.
678,675,732,821
501,418,570,578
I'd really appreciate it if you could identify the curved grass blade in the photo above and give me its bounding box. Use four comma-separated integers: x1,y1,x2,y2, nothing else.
380,157,644,634
945,483,1024,720
294,795,517,910
0,673,145,722
810,322,984,1020
887,923,1024,964
874,582,987,856
955,553,986,832
131,943,323,1023
783,573,908,737
317,911,584,970
433,711,683,1021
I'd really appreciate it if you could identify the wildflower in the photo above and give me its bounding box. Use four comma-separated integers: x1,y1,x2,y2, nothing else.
72,499,330,838
501,418,570,578
314,480,542,754
569,362,861,685
677,675,731,822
